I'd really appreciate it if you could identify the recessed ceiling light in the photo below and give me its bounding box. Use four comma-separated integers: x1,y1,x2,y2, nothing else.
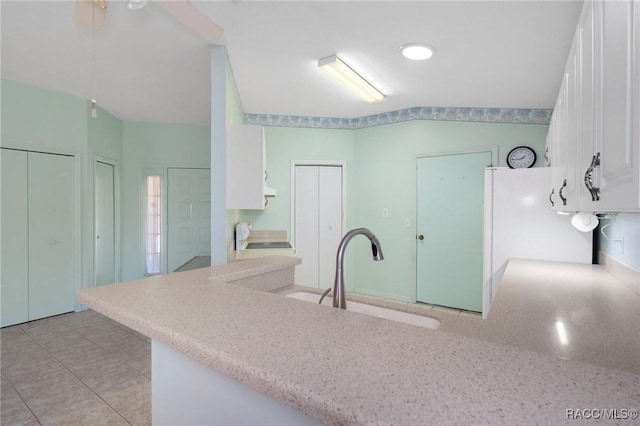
126,0,148,11
401,43,436,61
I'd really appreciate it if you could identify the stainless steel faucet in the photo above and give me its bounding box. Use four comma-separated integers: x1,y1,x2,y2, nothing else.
333,228,384,309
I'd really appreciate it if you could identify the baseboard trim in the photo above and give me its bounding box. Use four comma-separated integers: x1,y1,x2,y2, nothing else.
599,251,640,297
351,287,413,303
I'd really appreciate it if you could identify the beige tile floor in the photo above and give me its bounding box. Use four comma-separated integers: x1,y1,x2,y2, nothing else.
1,310,151,425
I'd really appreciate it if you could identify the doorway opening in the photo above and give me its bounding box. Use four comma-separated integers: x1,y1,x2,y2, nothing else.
94,157,120,286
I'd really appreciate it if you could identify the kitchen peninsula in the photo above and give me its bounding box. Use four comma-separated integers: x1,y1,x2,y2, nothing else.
77,256,639,425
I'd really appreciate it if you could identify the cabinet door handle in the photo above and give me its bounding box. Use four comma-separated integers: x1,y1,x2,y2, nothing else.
584,152,601,201
549,188,555,207
544,146,550,165
559,179,567,206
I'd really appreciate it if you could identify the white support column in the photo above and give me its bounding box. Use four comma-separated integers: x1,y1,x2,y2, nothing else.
210,45,227,265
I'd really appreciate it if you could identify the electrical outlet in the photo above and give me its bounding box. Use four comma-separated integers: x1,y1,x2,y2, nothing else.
405,218,411,227
382,208,389,218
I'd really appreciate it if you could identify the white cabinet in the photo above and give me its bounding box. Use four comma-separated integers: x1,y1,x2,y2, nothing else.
549,30,580,212
592,0,640,211
547,0,640,213
1,149,76,327
226,125,270,210
577,0,598,210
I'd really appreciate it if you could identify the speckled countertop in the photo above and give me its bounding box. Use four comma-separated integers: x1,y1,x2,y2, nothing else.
77,256,640,425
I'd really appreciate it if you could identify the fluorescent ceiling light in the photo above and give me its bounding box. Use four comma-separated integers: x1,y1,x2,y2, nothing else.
317,55,385,104
401,43,436,60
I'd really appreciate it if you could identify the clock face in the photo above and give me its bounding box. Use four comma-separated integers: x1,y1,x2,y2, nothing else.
507,146,536,169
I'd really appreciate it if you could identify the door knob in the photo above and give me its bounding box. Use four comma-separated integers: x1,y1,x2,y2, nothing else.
417,235,424,240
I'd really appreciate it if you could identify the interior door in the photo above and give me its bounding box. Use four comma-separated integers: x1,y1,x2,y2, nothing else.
1,149,29,326
167,168,211,272
28,151,76,320
293,165,343,289
293,166,319,287
95,161,116,285
317,166,343,289
416,152,491,312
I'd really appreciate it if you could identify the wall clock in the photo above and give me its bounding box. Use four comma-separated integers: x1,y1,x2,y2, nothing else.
506,146,536,169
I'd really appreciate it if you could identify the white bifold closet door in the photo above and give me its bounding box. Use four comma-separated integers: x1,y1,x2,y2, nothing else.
1,149,75,326
293,165,343,289
1,149,29,326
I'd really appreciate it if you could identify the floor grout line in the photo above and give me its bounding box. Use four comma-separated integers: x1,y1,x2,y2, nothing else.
2,311,152,426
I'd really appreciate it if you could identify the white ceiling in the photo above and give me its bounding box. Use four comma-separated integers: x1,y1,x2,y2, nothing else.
1,0,583,125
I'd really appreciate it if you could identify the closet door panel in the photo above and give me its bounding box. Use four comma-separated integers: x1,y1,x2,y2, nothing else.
28,152,75,320
293,166,320,288
317,166,343,290
1,149,29,326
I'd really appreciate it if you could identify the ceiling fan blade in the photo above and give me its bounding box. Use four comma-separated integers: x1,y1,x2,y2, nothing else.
73,0,108,30
154,0,223,44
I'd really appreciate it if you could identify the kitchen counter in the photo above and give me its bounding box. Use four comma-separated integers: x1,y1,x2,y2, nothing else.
77,257,639,425
231,229,297,260
280,258,640,374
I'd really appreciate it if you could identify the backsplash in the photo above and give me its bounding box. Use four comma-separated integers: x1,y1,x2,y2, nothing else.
598,213,640,273
246,107,552,129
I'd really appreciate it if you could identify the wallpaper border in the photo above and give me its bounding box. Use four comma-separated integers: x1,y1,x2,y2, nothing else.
245,107,552,129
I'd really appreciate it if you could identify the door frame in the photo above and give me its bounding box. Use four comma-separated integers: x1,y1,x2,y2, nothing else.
93,155,121,286
141,164,209,276
166,167,211,273
289,161,347,251
414,146,498,310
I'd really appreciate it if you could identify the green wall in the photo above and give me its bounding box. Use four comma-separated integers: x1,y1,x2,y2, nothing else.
120,122,211,280
1,80,87,153
87,105,123,288
351,120,547,301
243,127,356,230
1,78,553,301
249,120,548,302
1,79,124,297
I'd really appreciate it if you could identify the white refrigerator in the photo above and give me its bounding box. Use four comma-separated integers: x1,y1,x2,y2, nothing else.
482,167,592,317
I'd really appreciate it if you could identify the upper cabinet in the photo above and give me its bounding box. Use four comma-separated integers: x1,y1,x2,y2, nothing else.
226,124,273,210
547,0,639,213
550,32,580,211
594,0,639,211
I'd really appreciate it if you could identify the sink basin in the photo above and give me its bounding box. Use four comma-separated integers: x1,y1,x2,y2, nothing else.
245,242,293,249
286,291,440,330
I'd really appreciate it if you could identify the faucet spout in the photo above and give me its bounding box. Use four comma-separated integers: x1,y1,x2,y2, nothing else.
333,228,384,309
